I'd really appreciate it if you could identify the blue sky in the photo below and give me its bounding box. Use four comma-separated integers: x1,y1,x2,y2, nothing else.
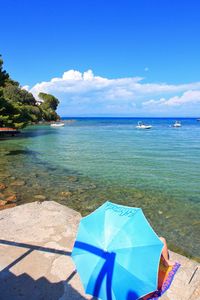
1,0,200,117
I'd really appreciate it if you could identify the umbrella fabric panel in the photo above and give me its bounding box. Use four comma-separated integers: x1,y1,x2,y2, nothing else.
113,245,162,289
75,250,158,300
111,261,156,300
100,204,140,251
108,209,163,251
72,219,109,291
86,251,116,300
72,247,103,291
88,275,108,300
80,206,109,250
81,202,140,251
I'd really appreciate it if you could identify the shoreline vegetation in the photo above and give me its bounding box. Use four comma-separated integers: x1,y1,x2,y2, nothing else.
0,54,61,131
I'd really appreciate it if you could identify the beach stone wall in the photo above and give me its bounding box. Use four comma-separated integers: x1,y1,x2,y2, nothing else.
0,201,199,300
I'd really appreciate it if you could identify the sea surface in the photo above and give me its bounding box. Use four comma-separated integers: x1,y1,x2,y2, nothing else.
0,117,200,260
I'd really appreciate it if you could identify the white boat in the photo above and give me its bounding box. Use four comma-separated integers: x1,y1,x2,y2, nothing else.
136,121,152,129
173,121,181,128
50,123,65,127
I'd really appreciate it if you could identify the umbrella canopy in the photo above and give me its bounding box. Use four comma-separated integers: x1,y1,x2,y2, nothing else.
71,201,163,300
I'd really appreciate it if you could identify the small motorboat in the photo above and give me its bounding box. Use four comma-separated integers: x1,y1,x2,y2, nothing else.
136,121,152,129
173,121,181,128
50,123,65,127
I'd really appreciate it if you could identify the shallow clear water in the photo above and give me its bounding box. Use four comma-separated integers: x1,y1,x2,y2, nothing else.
0,118,200,260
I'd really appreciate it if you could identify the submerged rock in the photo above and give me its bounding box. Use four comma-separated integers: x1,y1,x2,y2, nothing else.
0,203,16,211
10,180,26,186
84,184,96,190
89,184,96,189
0,192,4,199
34,195,46,200
60,191,72,198
0,200,7,206
6,194,17,203
0,183,7,190
192,221,200,226
77,188,85,194
67,176,78,182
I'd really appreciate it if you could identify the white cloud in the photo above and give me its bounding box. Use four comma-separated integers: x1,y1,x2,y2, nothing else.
63,70,82,81
21,85,29,91
29,69,200,116
164,90,200,106
143,90,200,107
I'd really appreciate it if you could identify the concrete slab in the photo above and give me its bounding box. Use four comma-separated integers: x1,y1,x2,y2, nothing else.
0,201,199,300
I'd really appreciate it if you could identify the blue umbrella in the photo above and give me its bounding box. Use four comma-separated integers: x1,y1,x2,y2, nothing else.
71,201,163,300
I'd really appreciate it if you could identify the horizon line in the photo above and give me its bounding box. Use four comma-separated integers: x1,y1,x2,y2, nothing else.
61,116,200,119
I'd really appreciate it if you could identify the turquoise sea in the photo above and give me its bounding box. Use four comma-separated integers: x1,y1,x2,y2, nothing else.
0,117,200,260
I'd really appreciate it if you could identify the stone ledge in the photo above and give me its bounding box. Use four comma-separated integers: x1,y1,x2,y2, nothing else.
0,201,199,299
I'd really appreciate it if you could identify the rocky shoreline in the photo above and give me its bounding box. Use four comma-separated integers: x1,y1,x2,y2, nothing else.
0,179,48,211
0,175,81,211
0,175,199,263
0,182,18,210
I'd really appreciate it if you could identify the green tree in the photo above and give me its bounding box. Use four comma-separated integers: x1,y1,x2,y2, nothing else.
0,55,9,86
38,92,59,110
0,55,60,129
3,84,36,106
38,92,60,121
2,84,42,128
0,89,24,128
